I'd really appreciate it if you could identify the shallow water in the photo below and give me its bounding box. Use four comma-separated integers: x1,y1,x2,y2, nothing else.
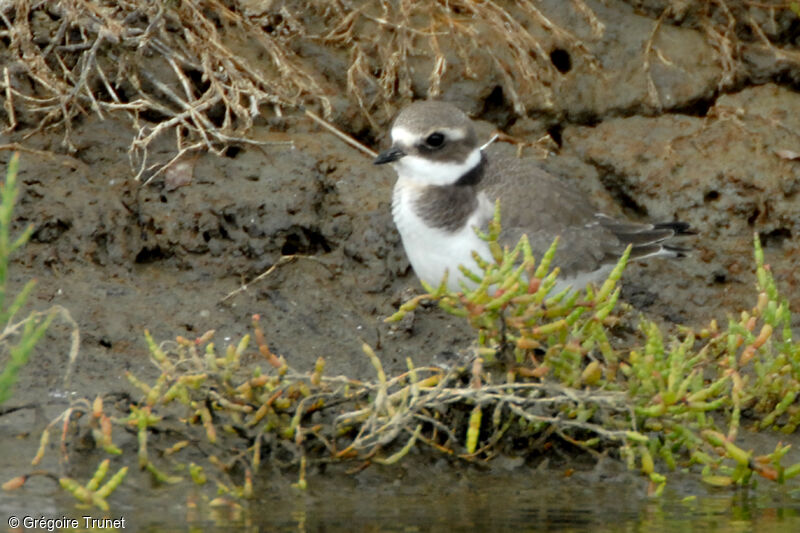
5,460,800,532
264,470,800,533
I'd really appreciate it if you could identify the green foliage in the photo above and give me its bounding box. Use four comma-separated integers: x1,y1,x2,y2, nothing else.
59,459,128,511
0,153,54,405
389,200,629,379
388,202,800,490
10,200,800,504
112,206,800,494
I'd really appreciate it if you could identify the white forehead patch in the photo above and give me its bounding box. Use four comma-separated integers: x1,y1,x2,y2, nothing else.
395,148,482,186
391,125,468,147
443,127,468,141
390,126,418,147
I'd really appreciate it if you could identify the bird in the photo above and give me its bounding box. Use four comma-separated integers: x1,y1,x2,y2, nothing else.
374,100,691,294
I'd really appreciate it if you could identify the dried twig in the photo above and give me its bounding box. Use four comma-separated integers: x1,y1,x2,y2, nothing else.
304,109,377,158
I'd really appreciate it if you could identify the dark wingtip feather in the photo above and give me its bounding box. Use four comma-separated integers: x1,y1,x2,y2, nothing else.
627,243,690,262
653,221,696,236
662,244,690,258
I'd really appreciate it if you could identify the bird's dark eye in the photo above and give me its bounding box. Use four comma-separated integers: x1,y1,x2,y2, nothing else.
425,132,445,148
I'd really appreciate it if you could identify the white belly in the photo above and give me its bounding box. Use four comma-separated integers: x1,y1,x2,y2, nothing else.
392,181,491,292
391,180,612,295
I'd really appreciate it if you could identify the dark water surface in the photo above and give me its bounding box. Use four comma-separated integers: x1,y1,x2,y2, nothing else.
4,463,800,532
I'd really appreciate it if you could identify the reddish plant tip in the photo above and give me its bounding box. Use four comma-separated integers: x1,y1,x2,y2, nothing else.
2,475,27,491
756,466,778,481
528,278,541,294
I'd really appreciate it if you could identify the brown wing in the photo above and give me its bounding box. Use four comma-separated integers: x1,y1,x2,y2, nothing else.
479,153,687,276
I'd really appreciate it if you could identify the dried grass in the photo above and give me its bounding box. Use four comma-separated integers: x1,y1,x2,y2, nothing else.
0,0,797,181
0,0,600,180
650,0,800,90
1,0,328,181
319,0,601,116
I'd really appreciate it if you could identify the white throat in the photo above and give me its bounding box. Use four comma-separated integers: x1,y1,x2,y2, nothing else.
395,148,482,186
392,181,492,291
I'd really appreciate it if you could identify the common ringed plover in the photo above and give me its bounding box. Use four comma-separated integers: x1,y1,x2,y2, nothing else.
374,101,690,293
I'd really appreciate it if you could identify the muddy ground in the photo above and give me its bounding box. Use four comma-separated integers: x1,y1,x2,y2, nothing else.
9,86,800,393
2,0,800,528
